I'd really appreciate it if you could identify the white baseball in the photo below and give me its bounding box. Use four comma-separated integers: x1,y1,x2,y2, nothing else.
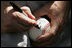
29,18,50,41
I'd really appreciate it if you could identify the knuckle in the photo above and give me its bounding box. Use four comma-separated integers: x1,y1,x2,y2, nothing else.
24,6,30,10
49,31,55,36
21,6,30,11
4,6,13,14
51,32,55,36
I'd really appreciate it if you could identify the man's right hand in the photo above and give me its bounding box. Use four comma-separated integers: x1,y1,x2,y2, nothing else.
1,2,36,33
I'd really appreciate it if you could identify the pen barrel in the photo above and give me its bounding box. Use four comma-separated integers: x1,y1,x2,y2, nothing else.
26,12,35,20
10,2,22,13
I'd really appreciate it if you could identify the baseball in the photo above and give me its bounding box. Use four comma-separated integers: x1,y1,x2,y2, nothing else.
29,18,50,41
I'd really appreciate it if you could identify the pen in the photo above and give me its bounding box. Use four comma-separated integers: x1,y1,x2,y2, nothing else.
10,2,35,20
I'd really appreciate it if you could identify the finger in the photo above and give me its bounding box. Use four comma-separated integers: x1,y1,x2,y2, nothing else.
36,24,57,41
36,19,59,41
4,6,14,14
37,31,56,46
20,6,31,12
33,32,55,47
12,11,37,25
35,35,55,47
20,6,35,20
36,32,52,41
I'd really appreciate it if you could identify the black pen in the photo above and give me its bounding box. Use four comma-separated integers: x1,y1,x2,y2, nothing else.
10,2,28,16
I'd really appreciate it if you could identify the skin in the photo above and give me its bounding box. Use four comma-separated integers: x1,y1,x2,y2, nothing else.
1,1,71,47
1,1,36,33
32,1,71,46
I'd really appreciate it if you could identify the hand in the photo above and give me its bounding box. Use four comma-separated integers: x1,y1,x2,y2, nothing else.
1,2,36,33
32,1,71,47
